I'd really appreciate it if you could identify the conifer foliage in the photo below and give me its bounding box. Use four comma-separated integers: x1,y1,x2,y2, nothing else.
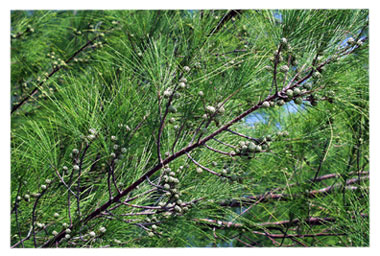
10,10,369,247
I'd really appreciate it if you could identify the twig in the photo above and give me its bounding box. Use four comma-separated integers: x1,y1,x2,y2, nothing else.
204,143,237,157
31,188,48,247
225,129,260,144
212,137,237,149
11,226,33,248
11,35,102,114
252,231,346,239
186,152,226,178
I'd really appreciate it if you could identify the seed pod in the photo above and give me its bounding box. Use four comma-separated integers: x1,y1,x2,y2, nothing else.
178,82,186,89
111,135,117,141
277,99,285,106
347,37,355,45
65,234,71,239
206,106,216,114
89,231,96,237
286,89,293,97
303,83,312,90
279,65,289,72
87,134,96,140
89,128,97,135
72,148,79,155
183,66,191,72
312,71,321,79
175,205,182,212
163,89,173,97
54,212,60,218
41,184,47,190
218,106,225,113
248,142,256,152
198,91,204,97
164,184,171,190
264,65,273,71
294,97,303,105
293,88,301,95
52,231,58,236
168,105,177,113
65,228,71,233
281,37,287,45
179,77,187,83
196,167,203,174
31,192,41,198
262,101,270,108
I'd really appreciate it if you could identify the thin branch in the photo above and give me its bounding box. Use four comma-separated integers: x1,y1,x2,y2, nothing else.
11,35,102,114
225,128,260,144
204,143,237,157
252,231,346,239
186,152,226,178
31,188,48,247
11,226,33,248
212,137,237,149
221,176,369,206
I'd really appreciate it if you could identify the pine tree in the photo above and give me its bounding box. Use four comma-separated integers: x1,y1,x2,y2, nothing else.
11,10,369,248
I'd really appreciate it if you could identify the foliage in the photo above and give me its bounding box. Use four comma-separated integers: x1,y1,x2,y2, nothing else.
10,9,369,248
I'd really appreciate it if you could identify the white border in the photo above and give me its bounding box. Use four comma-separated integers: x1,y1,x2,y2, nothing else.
2,1,378,256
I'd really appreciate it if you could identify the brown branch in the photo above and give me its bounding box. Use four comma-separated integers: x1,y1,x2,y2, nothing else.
212,137,237,149
271,43,284,94
204,143,237,157
11,35,102,114
11,226,33,248
208,10,244,36
31,188,48,247
221,176,369,207
252,231,346,239
157,75,183,163
225,128,260,144
186,152,225,178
